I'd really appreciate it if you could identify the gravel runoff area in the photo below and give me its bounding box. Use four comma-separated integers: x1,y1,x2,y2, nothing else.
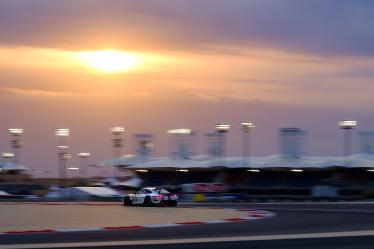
0,203,246,232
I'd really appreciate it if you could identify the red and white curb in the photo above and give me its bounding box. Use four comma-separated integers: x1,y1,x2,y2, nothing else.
0,208,274,235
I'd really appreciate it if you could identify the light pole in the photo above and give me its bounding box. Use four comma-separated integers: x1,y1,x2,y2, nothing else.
77,152,90,179
9,128,24,165
55,128,70,180
110,127,125,178
134,134,154,158
167,129,194,159
67,167,80,178
338,120,357,167
215,124,230,166
241,122,255,167
2,152,14,163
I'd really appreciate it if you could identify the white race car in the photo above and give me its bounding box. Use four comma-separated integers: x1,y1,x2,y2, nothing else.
123,187,178,207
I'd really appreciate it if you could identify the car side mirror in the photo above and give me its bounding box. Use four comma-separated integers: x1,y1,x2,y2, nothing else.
133,192,136,195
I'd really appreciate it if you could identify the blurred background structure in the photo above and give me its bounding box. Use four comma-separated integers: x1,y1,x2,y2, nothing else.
110,127,125,178
241,122,255,167
134,133,154,159
339,120,357,167
360,131,374,154
9,128,24,165
55,128,70,180
2,122,374,202
167,129,195,159
279,128,307,159
77,152,90,179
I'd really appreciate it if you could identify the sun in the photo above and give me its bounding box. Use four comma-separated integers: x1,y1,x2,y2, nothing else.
75,50,139,73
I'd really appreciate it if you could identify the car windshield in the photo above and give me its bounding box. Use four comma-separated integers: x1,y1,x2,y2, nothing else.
154,188,169,194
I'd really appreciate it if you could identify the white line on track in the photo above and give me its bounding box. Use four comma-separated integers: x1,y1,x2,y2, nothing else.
3,230,374,249
259,208,374,213
204,219,229,224
184,201,374,205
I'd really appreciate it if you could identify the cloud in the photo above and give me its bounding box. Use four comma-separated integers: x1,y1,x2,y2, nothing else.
0,44,374,111
0,87,98,97
0,0,373,56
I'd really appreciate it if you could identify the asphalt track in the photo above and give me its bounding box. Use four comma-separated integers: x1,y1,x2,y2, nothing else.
1,202,374,249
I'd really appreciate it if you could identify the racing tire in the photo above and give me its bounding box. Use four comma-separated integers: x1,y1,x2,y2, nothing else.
143,196,152,207
168,201,177,207
123,197,132,206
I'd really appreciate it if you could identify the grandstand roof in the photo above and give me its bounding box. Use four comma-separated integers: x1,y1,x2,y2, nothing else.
0,190,11,196
99,153,374,169
45,187,121,199
0,161,27,171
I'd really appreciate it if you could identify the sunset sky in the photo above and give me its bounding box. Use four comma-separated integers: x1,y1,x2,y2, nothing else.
1,0,374,176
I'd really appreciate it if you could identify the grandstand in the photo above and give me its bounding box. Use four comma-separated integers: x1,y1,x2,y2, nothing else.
98,128,374,201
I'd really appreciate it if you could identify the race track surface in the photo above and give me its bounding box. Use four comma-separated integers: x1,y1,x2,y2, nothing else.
1,202,374,249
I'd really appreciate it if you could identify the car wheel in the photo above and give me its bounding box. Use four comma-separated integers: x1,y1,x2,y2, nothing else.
123,197,132,206
143,196,152,207
168,201,177,207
